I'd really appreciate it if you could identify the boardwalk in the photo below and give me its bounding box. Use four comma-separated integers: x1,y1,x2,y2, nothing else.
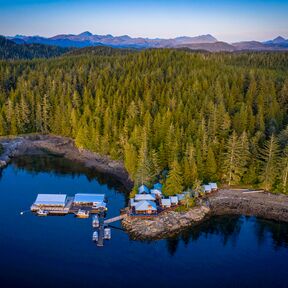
104,214,126,224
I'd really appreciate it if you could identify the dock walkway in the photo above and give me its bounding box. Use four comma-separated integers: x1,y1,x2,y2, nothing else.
104,214,126,224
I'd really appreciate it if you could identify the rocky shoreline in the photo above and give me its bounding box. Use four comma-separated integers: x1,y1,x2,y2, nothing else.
123,189,288,240
0,134,133,190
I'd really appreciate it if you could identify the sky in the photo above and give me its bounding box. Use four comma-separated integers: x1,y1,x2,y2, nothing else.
0,0,287,42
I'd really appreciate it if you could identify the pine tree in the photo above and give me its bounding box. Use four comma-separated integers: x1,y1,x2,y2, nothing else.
205,146,217,181
163,160,183,196
259,134,280,191
280,146,288,194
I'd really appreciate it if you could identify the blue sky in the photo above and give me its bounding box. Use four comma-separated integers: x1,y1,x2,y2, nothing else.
0,0,287,42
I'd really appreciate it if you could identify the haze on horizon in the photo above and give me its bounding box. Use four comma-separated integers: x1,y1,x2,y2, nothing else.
0,0,287,43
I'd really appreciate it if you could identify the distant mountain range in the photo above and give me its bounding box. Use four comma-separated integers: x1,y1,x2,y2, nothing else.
4,32,288,52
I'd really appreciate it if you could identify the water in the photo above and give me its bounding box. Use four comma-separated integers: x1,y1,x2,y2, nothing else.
0,156,288,288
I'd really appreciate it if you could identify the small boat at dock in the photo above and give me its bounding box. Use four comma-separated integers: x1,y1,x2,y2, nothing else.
75,209,89,218
37,209,48,216
92,215,99,228
104,227,111,240
92,231,98,242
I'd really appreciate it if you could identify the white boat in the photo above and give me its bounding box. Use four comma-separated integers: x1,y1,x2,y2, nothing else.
92,231,98,242
104,227,111,240
37,209,48,216
92,215,99,228
75,209,89,218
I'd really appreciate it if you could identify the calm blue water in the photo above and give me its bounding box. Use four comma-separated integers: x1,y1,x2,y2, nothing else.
0,156,288,288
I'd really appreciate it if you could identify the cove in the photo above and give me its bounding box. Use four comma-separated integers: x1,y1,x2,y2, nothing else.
0,155,288,288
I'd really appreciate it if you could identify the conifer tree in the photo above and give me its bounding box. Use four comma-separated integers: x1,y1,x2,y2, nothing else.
163,160,183,196
259,134,280,191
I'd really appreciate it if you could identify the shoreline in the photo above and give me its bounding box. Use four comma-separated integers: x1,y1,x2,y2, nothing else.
0,134,133,190
1,134,288,240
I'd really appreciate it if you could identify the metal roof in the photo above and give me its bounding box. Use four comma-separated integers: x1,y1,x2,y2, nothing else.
34,194,67,206
177,194,185,201
169,196,179,204
135,194,156,201
203,185,212,192
150,189,162,195
153,183,163,190
74,193,105,203
161,199,171,206
138,185,150,194
135,200,157,211
209,182,218,189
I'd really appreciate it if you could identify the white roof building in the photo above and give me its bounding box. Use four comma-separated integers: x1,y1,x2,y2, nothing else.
202,185,212,193
209,182,218,190
74,194,106,204
138,185,150,194
150,189,162,196
161,198,171,208
135,194,156,202
177,194,185,201
169,196,179,205
34,194,67,207
135,200,157,212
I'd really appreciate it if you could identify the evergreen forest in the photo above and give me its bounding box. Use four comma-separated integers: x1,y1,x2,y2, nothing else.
0,49,288,194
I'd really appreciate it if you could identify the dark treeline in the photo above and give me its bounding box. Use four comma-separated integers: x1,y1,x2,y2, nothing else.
0,36,71,60
0,50,288,193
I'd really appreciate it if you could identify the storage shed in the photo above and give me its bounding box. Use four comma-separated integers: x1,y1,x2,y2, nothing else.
161,198,171,208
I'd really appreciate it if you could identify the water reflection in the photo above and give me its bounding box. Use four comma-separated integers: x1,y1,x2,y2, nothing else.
12,155,129,196
166,216,288,255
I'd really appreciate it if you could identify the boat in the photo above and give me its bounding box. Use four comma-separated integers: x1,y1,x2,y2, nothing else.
37,209,48,216
75,209,89,218
92,231,98,242
92,215,99,228
104,227,111,240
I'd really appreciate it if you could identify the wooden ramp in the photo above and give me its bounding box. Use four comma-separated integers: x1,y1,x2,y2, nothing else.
104,214,126,224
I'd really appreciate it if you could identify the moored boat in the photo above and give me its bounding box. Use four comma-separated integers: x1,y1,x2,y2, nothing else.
92,215,99,228
92,231,98,242
75,209,89,218
37,209,48,216
104,227,111,240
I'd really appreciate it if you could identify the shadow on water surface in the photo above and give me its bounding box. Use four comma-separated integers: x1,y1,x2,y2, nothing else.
11,154,128,194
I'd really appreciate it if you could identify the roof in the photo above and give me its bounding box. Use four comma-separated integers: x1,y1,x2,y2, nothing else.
202,185,212,192
153,183,163,190
74,193,105,203
150,189,162,195
161,199,171,206
169,196,179,204
209,182,218,189
93,201,107,208
135,194,156,201
135,200,157,211
138,185,150,194
34,194,67,206
130,199,137,207
177,194,185,201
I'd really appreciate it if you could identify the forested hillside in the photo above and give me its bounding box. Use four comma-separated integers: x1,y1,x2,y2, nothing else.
0,36,71,60
0,50,287,193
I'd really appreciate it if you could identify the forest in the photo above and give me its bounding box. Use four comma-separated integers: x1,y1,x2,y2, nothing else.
0,49,287,194
0,36,71,60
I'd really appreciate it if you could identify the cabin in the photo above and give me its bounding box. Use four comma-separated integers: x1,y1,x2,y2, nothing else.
202,185,212,193
130,198,137,207
150,189,162,198
161,198,171,208
138,185,150,194
169,196,179,206
73,193,106,206
134,194,156,202
153,182,163,191
209,182,218,191
32,194,67,208
30,194,69,214
177,194,185,202
134,200,157,215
